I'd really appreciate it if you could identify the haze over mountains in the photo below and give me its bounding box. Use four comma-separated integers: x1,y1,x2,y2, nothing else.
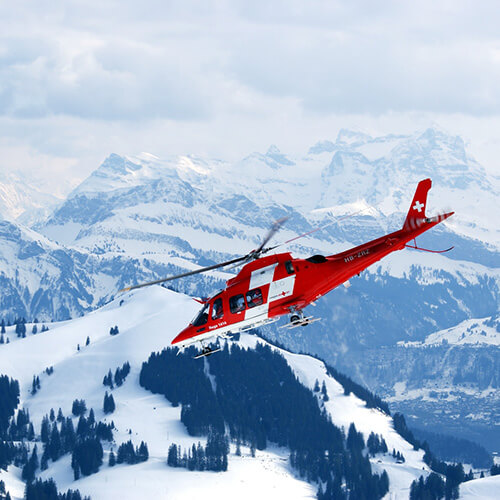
0,127,498,455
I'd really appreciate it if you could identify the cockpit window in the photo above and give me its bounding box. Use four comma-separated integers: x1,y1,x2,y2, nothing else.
246,288,263,308
285,260,295,274
211,298,224,320
192,303,209,326
229,294,246,314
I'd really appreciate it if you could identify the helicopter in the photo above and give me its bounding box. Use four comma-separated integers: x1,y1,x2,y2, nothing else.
121,178,454,357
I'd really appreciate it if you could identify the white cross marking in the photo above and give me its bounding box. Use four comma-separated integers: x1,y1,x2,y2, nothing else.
413,201,424,213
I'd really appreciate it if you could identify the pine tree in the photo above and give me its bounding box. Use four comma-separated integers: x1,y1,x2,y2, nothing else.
86,336,90,346
321,381,329,402
347,423,364,453
77,415,88,438
64,418,76,452
116,440,136,464
32,324,37,335
167,444,178,467
196,442,205,470
27,422,35,441
40,447,49,471
49,424,62,461
138,441,149,462
72,438,103,476
103,392,116,414
103,369,114,388
31,376,38,396
22,445,39,483
72,399,87,416
49,408,55,422
15,319,25,338
114,367,122,387
0,333,4,344
72,460,80,480
0,319,5,334
41,416,50,443
57,408,64,422
381,436,388,453
109,450,116,467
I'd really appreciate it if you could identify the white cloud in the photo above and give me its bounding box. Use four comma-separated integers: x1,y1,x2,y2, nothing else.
0,0,499,184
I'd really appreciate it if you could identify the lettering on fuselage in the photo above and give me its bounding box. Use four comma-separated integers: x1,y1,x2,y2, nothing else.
344,249,370,263
209,321,227,330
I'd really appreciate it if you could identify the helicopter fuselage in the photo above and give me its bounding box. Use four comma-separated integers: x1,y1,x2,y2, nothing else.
172,204,453,348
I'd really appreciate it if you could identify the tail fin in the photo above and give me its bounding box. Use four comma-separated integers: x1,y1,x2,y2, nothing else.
403,178,432,231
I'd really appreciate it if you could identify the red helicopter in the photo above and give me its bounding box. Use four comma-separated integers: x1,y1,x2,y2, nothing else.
121,179,454,357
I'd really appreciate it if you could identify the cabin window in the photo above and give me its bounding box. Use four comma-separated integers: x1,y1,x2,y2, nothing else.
285,260,295,274
211,298,224,320
246,288,263,308
229,294,246,314
192,303,209,326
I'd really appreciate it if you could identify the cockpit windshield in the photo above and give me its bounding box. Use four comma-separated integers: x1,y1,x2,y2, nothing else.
191,303,210,326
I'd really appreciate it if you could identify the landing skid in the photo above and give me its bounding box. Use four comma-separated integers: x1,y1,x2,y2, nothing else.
279,316,321,330
194,346,222,359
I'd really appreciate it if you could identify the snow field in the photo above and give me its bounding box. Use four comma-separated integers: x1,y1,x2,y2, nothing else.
2,285,491,500
0,287,316,499
238,335,431,500
459,475,500,499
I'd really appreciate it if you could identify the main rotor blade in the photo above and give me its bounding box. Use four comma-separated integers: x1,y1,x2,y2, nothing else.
253,216,289,256
120,216,290,293
270,206,375,251
119,255,249,293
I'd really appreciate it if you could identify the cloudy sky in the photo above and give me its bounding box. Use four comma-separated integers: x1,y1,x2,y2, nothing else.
1,0,499,192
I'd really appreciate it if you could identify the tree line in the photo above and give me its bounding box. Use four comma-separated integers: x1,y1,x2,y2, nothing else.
167,430,228,472
140,343,390,499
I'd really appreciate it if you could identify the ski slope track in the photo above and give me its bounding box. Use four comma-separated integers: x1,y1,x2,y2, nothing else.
1,287,431,499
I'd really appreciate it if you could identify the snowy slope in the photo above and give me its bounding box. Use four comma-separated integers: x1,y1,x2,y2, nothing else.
238,335,431,499
0,218,119,320
0,287,316,499
0,466,25,500
0,286,428,499
400,315,500,347
459,475,500,499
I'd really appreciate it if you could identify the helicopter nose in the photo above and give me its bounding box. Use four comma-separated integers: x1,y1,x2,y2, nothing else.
171,326,193,345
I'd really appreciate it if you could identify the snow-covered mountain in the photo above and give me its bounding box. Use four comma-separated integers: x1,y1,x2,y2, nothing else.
0,172,67,225
0,127,498,466
0,286,434,500
358,318,499,453
38,129,500,254
401,314,500,347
